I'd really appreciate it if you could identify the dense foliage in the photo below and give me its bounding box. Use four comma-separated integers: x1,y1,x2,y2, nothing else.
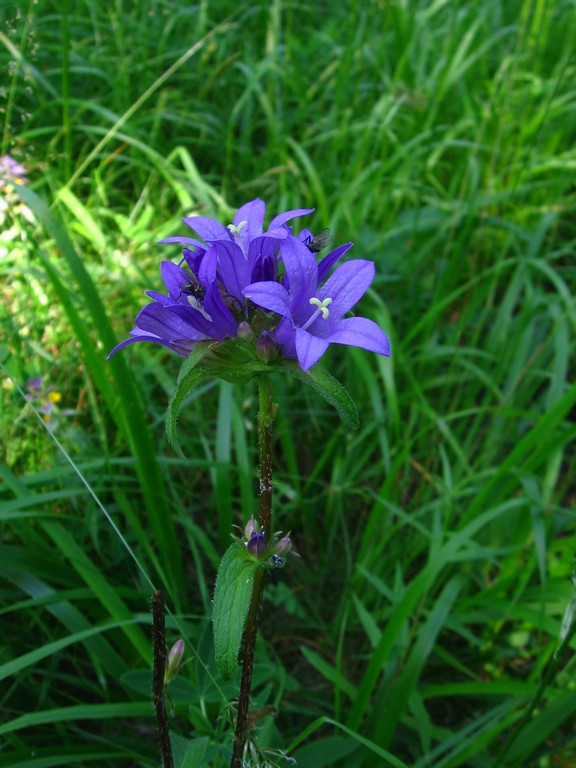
1,0,575,766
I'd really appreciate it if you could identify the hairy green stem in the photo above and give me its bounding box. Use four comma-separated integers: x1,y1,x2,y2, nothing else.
230,376,274,767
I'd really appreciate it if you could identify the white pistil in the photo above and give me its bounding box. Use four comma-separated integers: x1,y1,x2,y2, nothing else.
302,297,332,330
227,220,247,237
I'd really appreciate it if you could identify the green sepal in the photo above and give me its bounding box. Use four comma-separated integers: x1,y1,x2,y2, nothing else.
166,340,359,457
201,338,272,384
166,342,214,458
212,542,258,680
284,362,359,430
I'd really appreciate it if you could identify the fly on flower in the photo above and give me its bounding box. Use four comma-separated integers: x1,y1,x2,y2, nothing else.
305,228,333,253
177,274,205,303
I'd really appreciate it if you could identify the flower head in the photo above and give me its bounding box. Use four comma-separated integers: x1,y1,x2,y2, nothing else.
243,236,391,370
108,199,390,373
23,376,69,430
0,154,28,187
0,154,33,238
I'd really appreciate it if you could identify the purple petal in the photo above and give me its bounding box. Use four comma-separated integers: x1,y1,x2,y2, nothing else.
137,303,204,341
169,305,215,337
107,333,157,358
319,260,375,317
182,215,231,243
107,333,194,358
198,245,218,288
215,240,251,300
279,237,318,314
295,328,330,370
234,198,265,242
243,281,292,315
268,207,314,233
201,283,239,338
248,236,281,282
146,290,173,306
181,246,206,274
160,261,191,297
317,242,354,283
158,236,206,250
325,317,391,356
274,316,297,358
168,286,237,340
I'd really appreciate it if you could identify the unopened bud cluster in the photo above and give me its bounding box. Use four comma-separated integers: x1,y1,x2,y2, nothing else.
242,518,294,567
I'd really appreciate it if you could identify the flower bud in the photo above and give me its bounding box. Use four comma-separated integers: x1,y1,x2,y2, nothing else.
273,535,293,556
237,321,254,340
256,331,279,363
164,639,185,684
244,518,258,540
247,531,267,558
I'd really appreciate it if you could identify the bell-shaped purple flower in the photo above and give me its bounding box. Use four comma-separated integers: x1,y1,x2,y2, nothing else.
243,237,391,370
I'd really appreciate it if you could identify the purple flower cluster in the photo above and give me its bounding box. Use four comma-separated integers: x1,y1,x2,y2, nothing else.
109,199,390,371
0,154,28,186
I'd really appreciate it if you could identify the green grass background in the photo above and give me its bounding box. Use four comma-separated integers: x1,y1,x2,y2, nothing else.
1,0,575,766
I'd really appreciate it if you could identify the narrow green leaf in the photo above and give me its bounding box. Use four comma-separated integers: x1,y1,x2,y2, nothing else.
503,690,576,764
0,748,131,767
368,575,464,746
0,702,152,736
460,380,576,528
288,716,410,768
212,542,257,680
299,646,358,700
40,521,151,661
285,363,359,430
0,617,140,682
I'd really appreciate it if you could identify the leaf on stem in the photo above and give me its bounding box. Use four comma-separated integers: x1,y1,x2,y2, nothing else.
285,362,359,430
212,542,257,680
165,342,215,457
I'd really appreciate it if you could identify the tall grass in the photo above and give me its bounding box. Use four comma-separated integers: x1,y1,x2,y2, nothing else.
1,0,575,766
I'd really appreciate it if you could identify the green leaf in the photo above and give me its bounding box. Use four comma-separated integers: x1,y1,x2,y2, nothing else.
212,542,257,680
285,363,359,430
171,734,209,768
165,343,214,457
